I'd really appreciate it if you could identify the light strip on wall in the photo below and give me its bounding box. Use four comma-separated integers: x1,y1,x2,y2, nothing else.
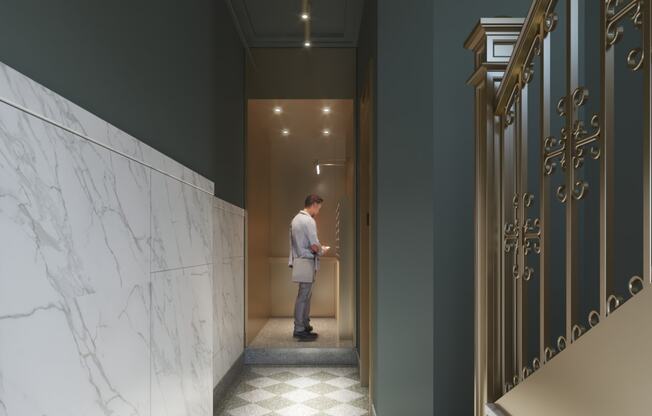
314,159,345,175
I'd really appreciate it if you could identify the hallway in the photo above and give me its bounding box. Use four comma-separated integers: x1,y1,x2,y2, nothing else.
215,366,369,416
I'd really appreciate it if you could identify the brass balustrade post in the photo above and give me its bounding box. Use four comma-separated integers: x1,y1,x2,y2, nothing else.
601,0,616,318
565,0,580,343
465,18,524,416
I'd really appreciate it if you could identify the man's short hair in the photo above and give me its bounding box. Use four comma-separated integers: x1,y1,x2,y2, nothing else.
304,194,324,207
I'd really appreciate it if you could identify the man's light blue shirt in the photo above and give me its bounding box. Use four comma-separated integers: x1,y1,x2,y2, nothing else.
289,210,321,267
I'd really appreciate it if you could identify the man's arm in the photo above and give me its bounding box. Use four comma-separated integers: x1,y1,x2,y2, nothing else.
306,219,322,255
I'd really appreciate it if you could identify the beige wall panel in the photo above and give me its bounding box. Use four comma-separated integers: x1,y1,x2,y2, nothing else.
246,102,271,344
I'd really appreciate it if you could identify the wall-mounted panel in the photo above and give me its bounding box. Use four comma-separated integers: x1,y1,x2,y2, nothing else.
151,265,213,416
213,199,246,386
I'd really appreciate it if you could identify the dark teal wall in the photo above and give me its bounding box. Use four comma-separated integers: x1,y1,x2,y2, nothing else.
0,0,245,206
434,1,529,415
374,0,435,414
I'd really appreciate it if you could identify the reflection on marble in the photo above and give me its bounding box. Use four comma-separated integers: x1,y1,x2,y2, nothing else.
0,60,213,194
151,265,213,416
151,171,213,272
0,101,151,414
213,200,246,387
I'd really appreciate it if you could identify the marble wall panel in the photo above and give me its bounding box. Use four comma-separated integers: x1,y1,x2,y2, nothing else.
0,100,151,415
212,200,245,386
151,171,213,273
151,265,213,416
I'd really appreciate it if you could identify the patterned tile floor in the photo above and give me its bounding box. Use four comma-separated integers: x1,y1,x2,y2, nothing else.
216,366,369,416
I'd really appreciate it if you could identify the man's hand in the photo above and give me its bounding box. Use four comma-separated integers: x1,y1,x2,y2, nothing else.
310,244,320,254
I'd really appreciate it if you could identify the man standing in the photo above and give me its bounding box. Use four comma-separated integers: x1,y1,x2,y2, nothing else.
289,194,330,342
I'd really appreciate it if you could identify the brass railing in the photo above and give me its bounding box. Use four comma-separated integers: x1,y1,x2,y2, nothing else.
467,1,651,414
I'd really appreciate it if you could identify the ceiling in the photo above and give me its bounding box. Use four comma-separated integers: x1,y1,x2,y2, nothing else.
227,0,365,48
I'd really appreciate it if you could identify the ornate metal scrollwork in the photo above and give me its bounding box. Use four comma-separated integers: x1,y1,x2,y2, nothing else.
606,0,645,71
607,294,625,315
628,275,644,296
544,347,556,362
568,87,601,201
571,324,586,342
532,357,541,371
544,11,559,34
557,335,567,352
504,193,541,281
588,310,600,328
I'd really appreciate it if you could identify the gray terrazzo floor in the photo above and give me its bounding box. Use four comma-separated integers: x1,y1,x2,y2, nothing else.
249,318,354,349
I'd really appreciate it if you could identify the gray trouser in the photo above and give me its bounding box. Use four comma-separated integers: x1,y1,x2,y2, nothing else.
294,282,313,332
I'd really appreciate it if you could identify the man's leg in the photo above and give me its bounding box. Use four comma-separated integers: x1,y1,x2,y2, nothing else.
294,282,312,333
304,284,313,329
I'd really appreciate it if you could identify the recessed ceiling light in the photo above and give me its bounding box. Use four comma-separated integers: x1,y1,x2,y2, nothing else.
273,106,282,114
301,12,310,21
281,128,290,136
304,40,311,48
322,106,331,114
322,129,331,136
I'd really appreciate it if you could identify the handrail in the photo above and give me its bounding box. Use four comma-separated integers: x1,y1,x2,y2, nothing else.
495,0,558,115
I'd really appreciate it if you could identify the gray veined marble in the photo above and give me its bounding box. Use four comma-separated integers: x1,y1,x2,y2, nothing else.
151,264,213,416
0,61,214,195
0,58,246,416
151,170,213,273
212,201,246,388
0,100,151,415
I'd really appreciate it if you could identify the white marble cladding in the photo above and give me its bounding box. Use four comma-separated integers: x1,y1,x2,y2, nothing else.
0,62,216,416
212,198,245,387
0,61,214,194
151,265,213,416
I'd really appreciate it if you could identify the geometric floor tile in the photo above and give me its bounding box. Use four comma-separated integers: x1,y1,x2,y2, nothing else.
324,377,359,389
281,389,320,403
218,366,369,416
285,377,322,389
325,389,365,403
238,389,276,403
247,377,282,388
324,404,369,416
226,403,272,416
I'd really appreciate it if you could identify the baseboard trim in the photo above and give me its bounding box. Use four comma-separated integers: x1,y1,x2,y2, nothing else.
213,353,245,409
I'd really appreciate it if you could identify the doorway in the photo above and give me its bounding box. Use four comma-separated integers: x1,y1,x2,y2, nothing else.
245,99,357,355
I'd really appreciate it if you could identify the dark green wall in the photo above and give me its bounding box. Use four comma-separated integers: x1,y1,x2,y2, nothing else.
374,0,435,414
0,0,245,206
434,1,529,415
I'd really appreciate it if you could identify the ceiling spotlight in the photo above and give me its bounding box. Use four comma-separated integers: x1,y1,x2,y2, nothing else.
273,106,282,114
322,106,331,114
301,12,310,21
315,163,321,175
322,129,331,136
281,128,290,136
304,40,311,48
